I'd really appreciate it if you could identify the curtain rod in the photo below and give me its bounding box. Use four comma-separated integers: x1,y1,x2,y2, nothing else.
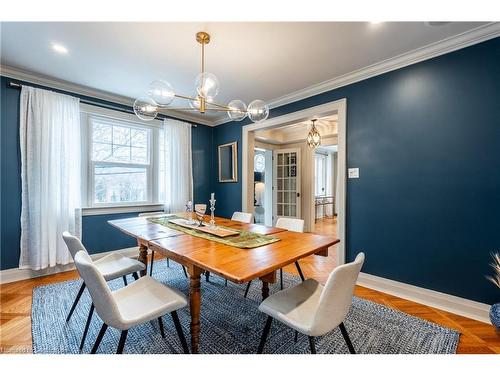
7,81,197,127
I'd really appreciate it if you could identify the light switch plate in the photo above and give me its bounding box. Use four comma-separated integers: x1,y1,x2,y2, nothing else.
348,168,360,178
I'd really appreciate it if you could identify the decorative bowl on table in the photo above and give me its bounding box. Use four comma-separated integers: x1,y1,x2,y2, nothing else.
194,204,207,226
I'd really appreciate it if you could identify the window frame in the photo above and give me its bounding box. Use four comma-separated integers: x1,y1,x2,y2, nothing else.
80,104,164,211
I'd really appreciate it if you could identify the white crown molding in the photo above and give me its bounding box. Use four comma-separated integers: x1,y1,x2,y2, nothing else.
212,22,500,127
357,272,492,324
0,64,215,126
0,247,142,284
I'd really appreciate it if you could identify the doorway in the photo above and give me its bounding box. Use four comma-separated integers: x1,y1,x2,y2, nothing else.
242,99,347,265
314,144,338,236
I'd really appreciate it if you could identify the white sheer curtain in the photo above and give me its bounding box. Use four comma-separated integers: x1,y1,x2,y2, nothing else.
162,118,193,213
19,86,81,270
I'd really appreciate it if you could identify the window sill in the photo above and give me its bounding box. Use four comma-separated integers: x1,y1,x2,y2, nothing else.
82,204,164,216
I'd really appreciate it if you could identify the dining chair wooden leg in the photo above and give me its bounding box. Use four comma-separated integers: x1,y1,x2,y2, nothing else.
80,303,94,351
66,282,86,322
138,244,148,277
280,268,284,290
122,275,128,286
295,261,305,281
171,311,189,354
182,266,188,278
149,250,155,276
91,323,108,354
257,317,273,354
294,331,298,343
132,272,139,281
339,322,356,354
308,336,316,354
116,330,128,354
244,281,252,298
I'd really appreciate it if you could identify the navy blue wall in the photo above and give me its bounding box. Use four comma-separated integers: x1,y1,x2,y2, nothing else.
211,122,243,218
213,38,500,305
0,76,213,269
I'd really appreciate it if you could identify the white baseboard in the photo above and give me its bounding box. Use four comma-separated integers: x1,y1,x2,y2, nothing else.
357,272,492,324
0,247,142,284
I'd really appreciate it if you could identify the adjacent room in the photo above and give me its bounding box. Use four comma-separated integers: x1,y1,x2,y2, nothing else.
0,18,499,361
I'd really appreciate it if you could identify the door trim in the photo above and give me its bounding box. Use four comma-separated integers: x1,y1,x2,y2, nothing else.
242,98,347,265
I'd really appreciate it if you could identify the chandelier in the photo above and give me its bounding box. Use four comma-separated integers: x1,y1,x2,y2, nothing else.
133,31,269,123
307,119,321,148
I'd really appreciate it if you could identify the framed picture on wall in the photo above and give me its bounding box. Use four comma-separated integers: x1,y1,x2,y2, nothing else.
218,141,238,183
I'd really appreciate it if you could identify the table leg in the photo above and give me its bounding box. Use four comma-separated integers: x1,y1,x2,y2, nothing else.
138,244,148,277
189,268,202,354
261,280,269,301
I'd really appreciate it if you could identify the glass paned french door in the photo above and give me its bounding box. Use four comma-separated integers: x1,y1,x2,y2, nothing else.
273,148,301,222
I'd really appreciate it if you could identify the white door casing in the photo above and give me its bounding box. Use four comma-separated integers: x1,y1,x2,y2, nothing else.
242,98,347,265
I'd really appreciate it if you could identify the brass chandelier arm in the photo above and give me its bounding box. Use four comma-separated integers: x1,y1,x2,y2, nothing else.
174,93,198,101
166,93,247,113
158,107,201,112
205,101,233,110
200,107,246,113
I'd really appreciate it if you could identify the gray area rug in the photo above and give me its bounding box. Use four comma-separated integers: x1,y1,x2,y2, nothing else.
32,260,460,354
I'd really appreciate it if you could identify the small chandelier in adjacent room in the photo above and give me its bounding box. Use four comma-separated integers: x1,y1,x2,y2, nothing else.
133,31,269,123
307,119,321,148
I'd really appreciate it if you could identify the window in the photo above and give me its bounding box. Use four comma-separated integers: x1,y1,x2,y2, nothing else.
315,153,327,197
82,106,164,208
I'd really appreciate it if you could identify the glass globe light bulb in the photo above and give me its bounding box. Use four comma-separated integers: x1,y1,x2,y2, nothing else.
247,100,269,123
133,96,158,121
189,95,201,109
147,80,174,106
195,72,219,99
227,99,247,121
189,95,214,110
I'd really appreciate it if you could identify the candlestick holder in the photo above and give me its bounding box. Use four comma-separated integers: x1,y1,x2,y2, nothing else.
186,201,196,225
209,198,216,229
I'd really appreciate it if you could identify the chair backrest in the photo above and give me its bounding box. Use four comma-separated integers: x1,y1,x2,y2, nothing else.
310,253,365,336
231,211,253,223
73,249,122,328
62,231,88,259
275,218,304,233
138,211,165,217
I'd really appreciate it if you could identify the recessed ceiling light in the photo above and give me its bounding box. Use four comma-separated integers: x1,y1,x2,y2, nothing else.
51,43,68,54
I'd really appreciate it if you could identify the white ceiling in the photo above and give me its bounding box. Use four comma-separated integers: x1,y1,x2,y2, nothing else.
0,22,489,124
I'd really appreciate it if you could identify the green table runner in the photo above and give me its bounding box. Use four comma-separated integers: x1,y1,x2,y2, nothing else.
148,215,280,249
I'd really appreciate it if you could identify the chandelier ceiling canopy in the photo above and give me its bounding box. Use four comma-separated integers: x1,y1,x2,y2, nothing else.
133,31,269,124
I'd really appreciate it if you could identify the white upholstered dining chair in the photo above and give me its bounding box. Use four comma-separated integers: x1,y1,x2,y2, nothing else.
243,218,305,298
62,232,146,351
73,250,189,354
231,211,254,223
257,253,365,354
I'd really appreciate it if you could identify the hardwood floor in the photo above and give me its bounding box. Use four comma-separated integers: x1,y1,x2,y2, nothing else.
1,222,499,354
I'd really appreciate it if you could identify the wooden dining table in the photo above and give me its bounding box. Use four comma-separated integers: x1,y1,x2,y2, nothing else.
108,213,339,354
